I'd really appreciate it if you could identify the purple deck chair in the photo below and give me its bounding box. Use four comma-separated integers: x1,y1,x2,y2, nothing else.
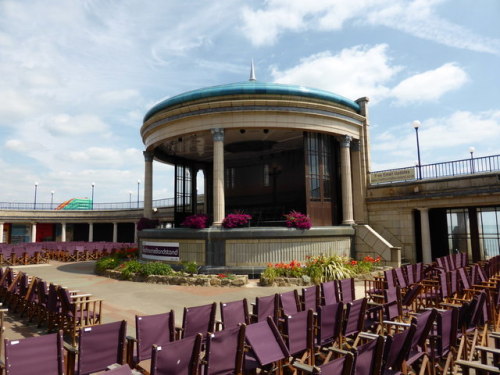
245,316,290,372
204,324,246,375
284,309,314,365
179,302,216,339
342,298,367,347
338,278,355,303
67,320,127,375
405,309,438,374
382,324,416,375
302,285,320,311
316,302,344,356
427,307,459,375
321,281,339,306
150,333,202,375
279,289,301,317
220,298,250,329
252,293,279,323
1,331,65,375
355,335,385,375
126,311,175,370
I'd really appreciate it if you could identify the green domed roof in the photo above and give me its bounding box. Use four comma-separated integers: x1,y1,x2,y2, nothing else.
144,81,360,122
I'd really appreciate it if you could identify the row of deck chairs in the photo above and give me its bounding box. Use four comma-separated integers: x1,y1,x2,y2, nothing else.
0,241,136,265
2,253,500,375
0,267,103,347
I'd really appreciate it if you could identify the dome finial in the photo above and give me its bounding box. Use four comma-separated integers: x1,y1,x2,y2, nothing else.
249,59,256,81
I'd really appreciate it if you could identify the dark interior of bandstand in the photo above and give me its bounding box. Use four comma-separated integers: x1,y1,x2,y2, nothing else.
155,129,344,228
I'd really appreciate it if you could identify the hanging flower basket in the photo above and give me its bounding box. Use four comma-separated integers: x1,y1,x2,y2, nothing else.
222,212,252,228
181,214,210,229
284,210,312,229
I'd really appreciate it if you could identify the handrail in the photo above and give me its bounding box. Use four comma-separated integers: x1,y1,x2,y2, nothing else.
370,154,500,185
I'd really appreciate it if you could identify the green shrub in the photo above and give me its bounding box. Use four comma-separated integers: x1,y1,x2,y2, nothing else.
138,262,174,276
119,260,143,280
182,261,200,275
95,256,122,273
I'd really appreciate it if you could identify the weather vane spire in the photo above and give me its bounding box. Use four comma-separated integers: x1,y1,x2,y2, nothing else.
249,59,256,81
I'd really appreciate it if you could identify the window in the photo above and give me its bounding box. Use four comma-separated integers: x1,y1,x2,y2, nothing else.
263,164,270,187
478,207,500,259
305,133,333,201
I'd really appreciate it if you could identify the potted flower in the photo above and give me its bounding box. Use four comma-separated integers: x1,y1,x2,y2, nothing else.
181,214,210,229
284,210,312,229
222,211,252,228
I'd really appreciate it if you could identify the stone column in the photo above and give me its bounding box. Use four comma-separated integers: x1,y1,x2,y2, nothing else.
61,223,67,242
339,135,355,225
89,223,94,242
418,208,432,264
350,139,366,223
31,223,37,242
211,128,225,226
143,151,154,219
112,222,118,242
0,223,4,243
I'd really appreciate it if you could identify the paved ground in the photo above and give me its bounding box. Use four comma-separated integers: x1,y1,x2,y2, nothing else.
2,261,367,343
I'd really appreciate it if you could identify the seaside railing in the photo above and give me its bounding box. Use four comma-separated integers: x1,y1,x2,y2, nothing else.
370,153,500,185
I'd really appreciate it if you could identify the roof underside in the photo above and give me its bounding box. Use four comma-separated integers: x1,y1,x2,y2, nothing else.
144,81,360,122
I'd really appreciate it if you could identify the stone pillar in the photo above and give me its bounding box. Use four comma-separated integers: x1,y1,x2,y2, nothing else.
0,223,4,243
89,223,94,242
350,139,366,223
143,151,154,219
419,208,432,264
339,135,355,225
112,222,118,242
31,223,37,242
61,223,67,242
211,128,225,226
134,223,138,244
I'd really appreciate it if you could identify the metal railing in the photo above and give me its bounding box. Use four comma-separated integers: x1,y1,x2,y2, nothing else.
370,154,500,185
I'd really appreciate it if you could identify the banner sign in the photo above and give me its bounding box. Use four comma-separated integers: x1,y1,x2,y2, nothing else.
142,241,180,261
370,168,415,184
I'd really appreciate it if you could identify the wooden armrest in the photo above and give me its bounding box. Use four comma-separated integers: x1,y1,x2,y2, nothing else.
126,335,137,343
440,302,461,309
476,345,500,355
292,362,316,373
64,341,78,354
359,332,379,340
455,360,500,374
382,320,410,328
71,293,92,299
490,332,500,339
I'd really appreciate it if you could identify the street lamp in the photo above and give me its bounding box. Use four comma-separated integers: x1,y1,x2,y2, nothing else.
91,182,95,210
469,146,475,173
51,191,54,209
137,180,140,208
412,120,422,180
129,191,132,208
34,182,38,210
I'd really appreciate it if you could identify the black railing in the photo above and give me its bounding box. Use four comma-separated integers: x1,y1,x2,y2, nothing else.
370,154,500,185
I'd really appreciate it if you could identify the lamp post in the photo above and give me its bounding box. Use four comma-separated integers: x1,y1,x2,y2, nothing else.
412,120,422,179
33,182,38,210
137,180,140,208
469,146,475,173
51,191,54,209
91,182,95,210
129,191,132,208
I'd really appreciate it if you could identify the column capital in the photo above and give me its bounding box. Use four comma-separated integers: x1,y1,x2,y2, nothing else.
211,128,224,142
143,150,154,162
338,135,352,148
351,139,361,152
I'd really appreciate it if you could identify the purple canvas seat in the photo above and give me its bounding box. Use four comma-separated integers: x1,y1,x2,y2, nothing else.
244,316,290,372
150,333,202,375
283,309,314,365
219,298,250,329
316,302,344,355
404,309,438,374
279,290,301,317
1,331,65,375
302,286,320,311
321,281,339,306
252,293,279,323
382,324,416,375
426,307,459,375
339,278,356,303
179,302,216,339
341,298,367,348
203,324,246,375
126,311,175,371
67,320,127,375
354,335,385,375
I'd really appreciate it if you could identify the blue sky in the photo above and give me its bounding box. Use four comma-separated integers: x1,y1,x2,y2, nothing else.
0,0,499,204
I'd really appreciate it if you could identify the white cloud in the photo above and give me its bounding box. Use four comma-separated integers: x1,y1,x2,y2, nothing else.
241,0,500,54
391,63,468,104
271,44,399,102
44,114,112,137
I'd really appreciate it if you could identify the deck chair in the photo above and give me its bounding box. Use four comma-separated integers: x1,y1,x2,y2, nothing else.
341,298,367,348
219,298,250,330
67,320,127,375
178,302,216,339
321,281,339,306
427,307,459,375
315,302,344,361
244,316,290,374
0,331,65,375
382,324,417,375
354,335,385,375
283,309,315,366
251,294,279,323
302,286,320,311
338,278,355,303
126,310,175,372
279,290,301,317
150,333,202,375
203,324,246,375
292,349,355,375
